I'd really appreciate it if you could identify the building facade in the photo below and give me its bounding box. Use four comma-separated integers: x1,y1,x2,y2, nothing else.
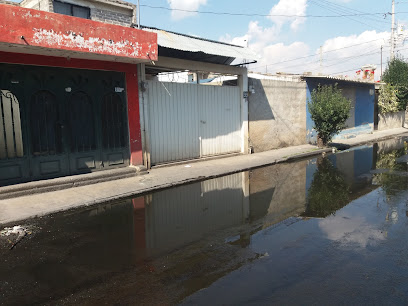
0,3,157,185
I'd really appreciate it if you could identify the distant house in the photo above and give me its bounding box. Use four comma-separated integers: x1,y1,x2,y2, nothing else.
304,76,375,144
247,73,376,152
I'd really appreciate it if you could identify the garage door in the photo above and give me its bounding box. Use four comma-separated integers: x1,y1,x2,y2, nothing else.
147,81,241,165
0,63,129,185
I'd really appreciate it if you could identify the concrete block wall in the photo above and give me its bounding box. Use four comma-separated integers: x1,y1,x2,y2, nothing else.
405,109,408,128
248,78,307,153
378,111,406,131
91,8,132,26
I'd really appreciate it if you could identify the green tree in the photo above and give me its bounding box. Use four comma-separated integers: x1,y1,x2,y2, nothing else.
382,57,408,111
308,84,352,146
303,157,350,218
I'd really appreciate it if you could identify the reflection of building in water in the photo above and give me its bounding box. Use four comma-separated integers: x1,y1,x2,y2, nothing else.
249,161,307,227
140,162,311,253
143,173,249,255
129,140,408,255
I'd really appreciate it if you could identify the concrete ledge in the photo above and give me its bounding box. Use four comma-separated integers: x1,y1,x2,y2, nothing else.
0,166,147,200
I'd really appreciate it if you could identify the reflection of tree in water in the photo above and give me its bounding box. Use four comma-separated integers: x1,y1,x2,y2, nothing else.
303,157,350,218
374,144,408,196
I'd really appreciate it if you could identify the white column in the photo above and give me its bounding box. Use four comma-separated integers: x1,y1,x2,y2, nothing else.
238,69,249,154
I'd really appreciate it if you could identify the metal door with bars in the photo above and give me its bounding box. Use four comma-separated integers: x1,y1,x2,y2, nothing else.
147,81,241,165
0,63,129,185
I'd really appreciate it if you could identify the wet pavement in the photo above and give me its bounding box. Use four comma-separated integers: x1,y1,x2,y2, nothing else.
1,136,408,305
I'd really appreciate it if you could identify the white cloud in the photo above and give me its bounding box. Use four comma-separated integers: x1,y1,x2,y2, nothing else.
243,29,393,79
319,213,386,248
268,0,308,31
167,0,207,20
318,30,391,79
219,0,405,79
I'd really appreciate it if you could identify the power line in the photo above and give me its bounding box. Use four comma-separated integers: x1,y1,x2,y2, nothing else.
316,0,390,24
249,38,386,69
259,49,384,72
309,0,385,31
139,5,406,18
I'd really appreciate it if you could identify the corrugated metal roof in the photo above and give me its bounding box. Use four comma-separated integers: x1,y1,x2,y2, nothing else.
142,27,257,62
302,75,377,85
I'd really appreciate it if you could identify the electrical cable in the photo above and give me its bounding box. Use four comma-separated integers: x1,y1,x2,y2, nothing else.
316,0,390,24
139,4,404,18
308,0,385,32
250,38,387,70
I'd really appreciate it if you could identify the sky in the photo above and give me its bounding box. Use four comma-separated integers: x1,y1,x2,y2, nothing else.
136,0,408,80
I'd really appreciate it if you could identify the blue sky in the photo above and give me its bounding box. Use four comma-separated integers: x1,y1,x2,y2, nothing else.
137,0,407,79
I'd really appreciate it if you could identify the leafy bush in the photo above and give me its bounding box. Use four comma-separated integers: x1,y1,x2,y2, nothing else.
378,83,400,114
308,84,352,146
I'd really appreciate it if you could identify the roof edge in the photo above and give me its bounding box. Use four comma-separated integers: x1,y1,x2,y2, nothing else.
140,25,247,49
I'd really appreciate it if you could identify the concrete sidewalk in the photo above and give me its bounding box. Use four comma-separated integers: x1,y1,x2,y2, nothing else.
0,127,407,225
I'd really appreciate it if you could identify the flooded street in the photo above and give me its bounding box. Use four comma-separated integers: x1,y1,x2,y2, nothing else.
1,136,408,305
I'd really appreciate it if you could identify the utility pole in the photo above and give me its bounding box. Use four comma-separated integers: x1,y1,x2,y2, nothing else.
391,0,395,60
381,45,383,80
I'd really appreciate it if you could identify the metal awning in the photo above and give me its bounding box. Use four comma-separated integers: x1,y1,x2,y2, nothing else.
142,26,257,65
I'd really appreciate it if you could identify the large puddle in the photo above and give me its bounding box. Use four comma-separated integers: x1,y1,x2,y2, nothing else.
1,136,408,305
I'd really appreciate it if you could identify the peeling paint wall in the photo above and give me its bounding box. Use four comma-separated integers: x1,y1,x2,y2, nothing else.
0,4,157,61
248,78,307,153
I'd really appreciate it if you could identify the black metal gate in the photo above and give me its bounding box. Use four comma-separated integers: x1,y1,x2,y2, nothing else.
0,63,129,186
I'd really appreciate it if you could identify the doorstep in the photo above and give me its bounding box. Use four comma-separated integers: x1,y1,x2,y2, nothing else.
0,165,147,200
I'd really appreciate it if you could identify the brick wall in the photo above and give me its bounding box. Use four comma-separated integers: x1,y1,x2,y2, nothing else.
91,8,132,27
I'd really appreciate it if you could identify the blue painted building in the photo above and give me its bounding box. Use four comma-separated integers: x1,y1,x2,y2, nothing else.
304,76,376,144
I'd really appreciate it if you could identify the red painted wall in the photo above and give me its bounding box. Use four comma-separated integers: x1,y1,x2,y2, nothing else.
0,4,157,61
0,51,143,166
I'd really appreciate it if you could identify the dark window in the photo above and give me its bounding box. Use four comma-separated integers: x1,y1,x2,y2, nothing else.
53,0,90,19
102,93,127,149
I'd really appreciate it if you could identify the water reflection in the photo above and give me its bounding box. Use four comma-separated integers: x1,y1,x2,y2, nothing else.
304,157,350,218
1,137,408,304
